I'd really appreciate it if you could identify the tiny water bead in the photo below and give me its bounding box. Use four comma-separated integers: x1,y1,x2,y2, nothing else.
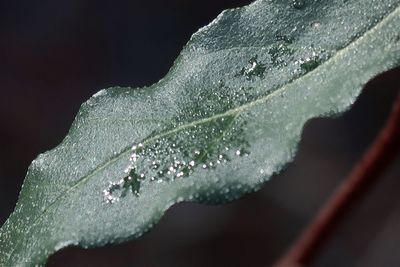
236,55,266,80
292,0,306,9
103,116,250,203
311,21,322,29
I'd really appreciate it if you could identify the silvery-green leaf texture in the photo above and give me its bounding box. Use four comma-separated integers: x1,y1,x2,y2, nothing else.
1,0,400,265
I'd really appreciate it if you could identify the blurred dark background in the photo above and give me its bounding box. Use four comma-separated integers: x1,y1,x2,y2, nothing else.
0,1,399,266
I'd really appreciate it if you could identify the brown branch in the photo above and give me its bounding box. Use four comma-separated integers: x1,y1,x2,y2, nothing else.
274,93,400,267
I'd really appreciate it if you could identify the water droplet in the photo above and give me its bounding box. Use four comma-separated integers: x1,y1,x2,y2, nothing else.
152,161,159,170
311,21,321,29
236,55,266,80
292,0,305,9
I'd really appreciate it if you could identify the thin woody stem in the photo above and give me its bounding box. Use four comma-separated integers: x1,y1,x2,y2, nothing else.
274,93,400,267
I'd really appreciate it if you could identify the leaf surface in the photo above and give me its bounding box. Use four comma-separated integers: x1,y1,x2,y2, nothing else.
1,0,400,265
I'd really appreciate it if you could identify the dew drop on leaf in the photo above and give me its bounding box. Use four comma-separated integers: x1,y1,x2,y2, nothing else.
311,21,322,29
292,0,306,9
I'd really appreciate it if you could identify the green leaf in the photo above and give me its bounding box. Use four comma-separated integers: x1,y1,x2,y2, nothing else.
1,0,400,265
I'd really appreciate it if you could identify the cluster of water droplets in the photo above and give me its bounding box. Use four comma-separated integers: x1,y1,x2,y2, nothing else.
103,116,250,203
293,45,331,74
269,40,295,68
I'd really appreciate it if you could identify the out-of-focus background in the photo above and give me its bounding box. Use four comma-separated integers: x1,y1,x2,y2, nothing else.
0,1,399,266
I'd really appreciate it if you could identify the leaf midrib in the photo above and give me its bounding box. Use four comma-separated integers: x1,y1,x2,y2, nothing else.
5,4,400,263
